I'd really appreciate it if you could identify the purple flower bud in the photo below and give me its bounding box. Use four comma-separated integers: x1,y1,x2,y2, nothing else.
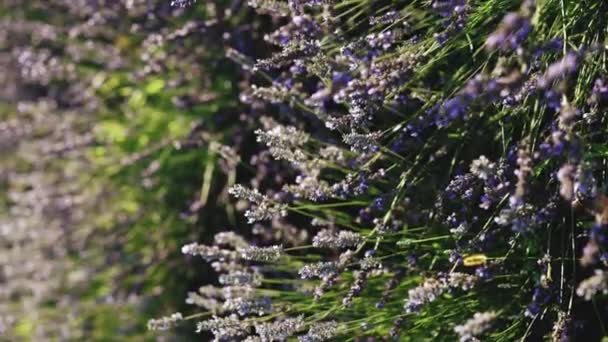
538,52,581,88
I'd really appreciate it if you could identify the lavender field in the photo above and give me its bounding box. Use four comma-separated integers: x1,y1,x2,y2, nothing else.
1,0,608,341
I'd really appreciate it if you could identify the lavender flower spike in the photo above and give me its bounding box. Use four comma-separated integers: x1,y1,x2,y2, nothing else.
299,321,339,342
196,314,249,340
147,312,183,331
312,229,364,248
470,155,495,180
239,245,284,262
170,0,196,8
576,270,608,300
255,316,305,342
454,311,498,342
538,52,580,88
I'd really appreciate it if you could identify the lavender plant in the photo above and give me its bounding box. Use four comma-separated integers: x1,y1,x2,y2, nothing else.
151,0,608,340
0,0,268,339
3,0,608,340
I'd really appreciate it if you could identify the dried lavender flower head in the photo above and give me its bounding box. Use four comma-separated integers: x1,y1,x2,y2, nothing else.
196,314,248,340
557,164,575,202
470,155,495,180
576,269,608,300
147,312,183,331
170,0,196,8
343,131,381,153
229,184,266,204
228,184,288,223
404,272,478,313
248,0,291,16
312,229,364,249
255,122,310,164
254,316,304,341
239,245,284,262
181,242,236,261
299,321,339,342
454,311,498,342
223,296,273,317
299,261,339,280
219,270,262,286
215,231,248,249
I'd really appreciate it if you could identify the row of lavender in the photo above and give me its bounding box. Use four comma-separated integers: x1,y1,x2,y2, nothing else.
0,1,269,339
151,0,608,341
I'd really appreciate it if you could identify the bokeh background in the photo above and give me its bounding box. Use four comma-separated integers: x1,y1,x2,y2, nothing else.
0,1,269,340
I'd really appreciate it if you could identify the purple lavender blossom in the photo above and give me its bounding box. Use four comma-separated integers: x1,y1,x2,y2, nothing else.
538,52,581,88
486,13,531,52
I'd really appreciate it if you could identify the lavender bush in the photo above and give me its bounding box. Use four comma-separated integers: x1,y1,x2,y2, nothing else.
2,0,608,340
151,0,608,340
